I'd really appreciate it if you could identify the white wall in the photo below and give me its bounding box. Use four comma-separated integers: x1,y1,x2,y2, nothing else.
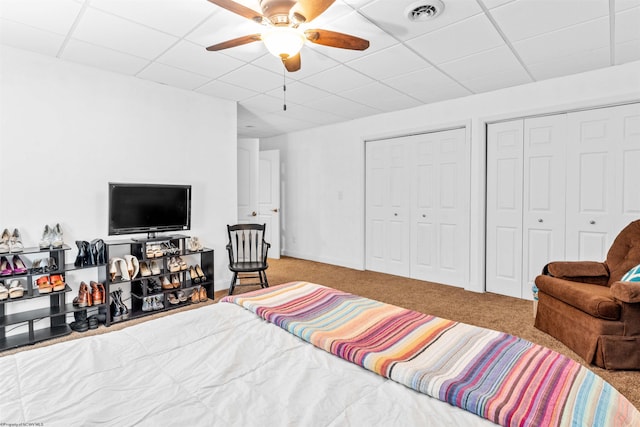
0,46,237,296
261,60,640,293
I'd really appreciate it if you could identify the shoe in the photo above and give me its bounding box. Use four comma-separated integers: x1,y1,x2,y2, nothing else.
154,295,164,310
160,276,173,290
168,257,181,273
114,288,129,320
70,320,89,332
51,224,64,248
50,274,66,292
75,241,89,267
170,274,181,289
176,290,187,303
0,282,8,300
142,296,152,312
199,286,207,302
87,315,99,329
188,237,203,252
91,281,104,305
12,255,28,274
195,265,207,282
176,256,187,271
150,260,161,275
145,244,156,259
39,225,52,249
36,276,53,294
124,255,139,279
110,292,123,322
0,229,10,253
74,309,87,322
0,256,13,276
9,229,23,253
147,278,161,294
167,293,179,305
139,261,151,277
191,289,200,303
189,266,200,284
89,239,104,265
73,282,91,307
97,282,106,302
116,258,130,281
9,279,25,298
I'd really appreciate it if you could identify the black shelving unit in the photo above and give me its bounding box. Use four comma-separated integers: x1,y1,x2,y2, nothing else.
104,235,214,326
0,245,107,351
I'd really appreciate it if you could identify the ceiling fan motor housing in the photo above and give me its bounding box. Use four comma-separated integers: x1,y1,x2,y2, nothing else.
261,0,297,25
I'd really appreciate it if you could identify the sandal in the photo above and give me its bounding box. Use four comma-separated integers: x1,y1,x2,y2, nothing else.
50,274,66,292
12,255,28,275
0,282,8,300
36,276,53,294
167,292,179,305
9,280,25,298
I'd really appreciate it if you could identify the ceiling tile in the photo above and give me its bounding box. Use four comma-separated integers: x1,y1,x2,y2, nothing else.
61,39,149,75
615,0,640,12
240,93,285,114
300,64,374,93
439,45,525,83
405,14,505,64
615,39,640,64
616,6,640,43
156,40,245,78
72,8,178,60
265,81,332,105
341,81,421,111
514,17,609,65
0,0,81,35
490,0,608,42
0,18,65,56
361,0,482,41
460,67,532,93
89,0,213,37
383,67,471,103
346,43,431,80
136,62,211,90
196,79,259,100
481,0,516,9
527,46,610,80
311,95,381,119
218,63,283,93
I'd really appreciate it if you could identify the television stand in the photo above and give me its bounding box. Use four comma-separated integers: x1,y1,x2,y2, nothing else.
131,234,188,243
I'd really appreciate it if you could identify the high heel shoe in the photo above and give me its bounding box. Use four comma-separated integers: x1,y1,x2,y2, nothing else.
10,229,23,253
110,291,123,322
189,266,200,284
0,256,13,276
115,288,129,320
90,239,105,265
199,286,207,302
73,282,91,307
160,276,173,290
51,224,64,248
74,241,89,267
39,225,52,249
12,255,27,275
124,255,139,279
0,229,10,253
91,281,104,305
195,264,207,282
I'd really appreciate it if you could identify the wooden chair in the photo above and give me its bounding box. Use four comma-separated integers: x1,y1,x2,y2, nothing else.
226,223,270,295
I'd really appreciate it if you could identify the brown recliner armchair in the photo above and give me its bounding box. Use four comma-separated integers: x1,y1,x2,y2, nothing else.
534,220,640,370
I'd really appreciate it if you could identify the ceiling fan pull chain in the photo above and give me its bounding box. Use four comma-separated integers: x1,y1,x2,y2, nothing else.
283,68,287,111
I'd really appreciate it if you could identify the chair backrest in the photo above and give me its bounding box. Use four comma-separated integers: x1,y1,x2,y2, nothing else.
606,219,640,284
227,223,269,264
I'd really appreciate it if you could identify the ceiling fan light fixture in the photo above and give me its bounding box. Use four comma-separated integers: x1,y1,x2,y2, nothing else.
261,27,306,59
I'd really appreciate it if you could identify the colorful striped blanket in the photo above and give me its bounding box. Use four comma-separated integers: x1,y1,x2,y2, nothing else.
221,282,640,427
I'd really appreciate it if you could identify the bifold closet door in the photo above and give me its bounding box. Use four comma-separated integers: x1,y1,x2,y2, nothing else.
365,139,411,277
410,128,468,287
565,103,640,261
486,115,566,298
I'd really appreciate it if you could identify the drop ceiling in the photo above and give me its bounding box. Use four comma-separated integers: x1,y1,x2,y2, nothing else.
1,0,639,138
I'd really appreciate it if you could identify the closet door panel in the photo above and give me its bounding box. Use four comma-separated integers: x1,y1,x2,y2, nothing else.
522,115,566,296
486,120,524,298
617,104,640,233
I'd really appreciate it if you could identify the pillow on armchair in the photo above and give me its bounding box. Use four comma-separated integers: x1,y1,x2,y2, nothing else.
621,264,640,282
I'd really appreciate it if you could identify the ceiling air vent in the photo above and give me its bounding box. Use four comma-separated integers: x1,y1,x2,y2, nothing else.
405,0,444,22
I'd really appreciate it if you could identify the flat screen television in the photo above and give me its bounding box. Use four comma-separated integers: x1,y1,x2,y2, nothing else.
108,183,191,239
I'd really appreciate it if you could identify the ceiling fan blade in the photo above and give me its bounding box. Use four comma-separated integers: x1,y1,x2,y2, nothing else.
290,0,335,23
282,53,301,72
305,29,370,51
206,0,264,23
206,34,262,51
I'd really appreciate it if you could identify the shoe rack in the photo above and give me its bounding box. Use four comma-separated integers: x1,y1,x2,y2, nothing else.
103,235,214,326
0,245,108,351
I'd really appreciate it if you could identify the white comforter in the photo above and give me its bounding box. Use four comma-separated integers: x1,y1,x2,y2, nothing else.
0,303,496,426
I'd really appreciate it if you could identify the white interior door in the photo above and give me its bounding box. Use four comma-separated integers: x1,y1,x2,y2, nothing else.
237,139,259,224
259,150,281,259
410,128,468,286
486,120,524,298
365,139,411,277
522,115,567,295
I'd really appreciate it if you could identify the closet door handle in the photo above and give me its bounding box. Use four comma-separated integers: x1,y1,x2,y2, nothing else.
538,219,543,223
590,220,596,225
394,213,398,216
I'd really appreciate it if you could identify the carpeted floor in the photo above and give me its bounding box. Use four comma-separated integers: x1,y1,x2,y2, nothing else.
240,256,639,410
3,256,638,410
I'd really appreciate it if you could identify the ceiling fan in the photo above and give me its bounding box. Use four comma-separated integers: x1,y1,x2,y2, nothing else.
205,0,370,72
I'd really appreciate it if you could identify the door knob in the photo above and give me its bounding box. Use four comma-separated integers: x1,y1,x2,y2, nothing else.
422,214,426,218
272,208,279,213
251,211,257,217
538,219,543,223
590,220,596,225
394,213,398,216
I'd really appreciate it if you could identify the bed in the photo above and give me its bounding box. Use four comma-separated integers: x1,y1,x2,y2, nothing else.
1,282,637,426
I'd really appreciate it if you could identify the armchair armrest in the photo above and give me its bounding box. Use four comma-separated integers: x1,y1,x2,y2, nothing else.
610,281,640,303
543,261,609,285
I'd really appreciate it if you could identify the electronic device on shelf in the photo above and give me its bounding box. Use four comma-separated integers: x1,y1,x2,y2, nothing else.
108,183,191,240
